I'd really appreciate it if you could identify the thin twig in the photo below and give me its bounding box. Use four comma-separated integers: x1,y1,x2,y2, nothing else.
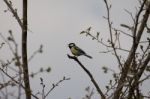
124,9,135,24
28,45,43,62
0,68,39,99
44,76,70,98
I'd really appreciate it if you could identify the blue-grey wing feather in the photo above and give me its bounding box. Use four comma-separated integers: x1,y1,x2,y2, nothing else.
74,45,92,59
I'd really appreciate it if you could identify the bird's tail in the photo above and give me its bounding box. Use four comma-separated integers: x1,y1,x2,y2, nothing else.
84,54,92,59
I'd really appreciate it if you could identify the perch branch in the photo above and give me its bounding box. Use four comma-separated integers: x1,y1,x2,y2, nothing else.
67,55,105,99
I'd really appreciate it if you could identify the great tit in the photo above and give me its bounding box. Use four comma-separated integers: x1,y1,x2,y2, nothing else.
68,43,92,59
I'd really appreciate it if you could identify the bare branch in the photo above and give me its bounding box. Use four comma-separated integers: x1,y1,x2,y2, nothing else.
113,0,149,98
103,0,123,69
127,52,150,98
120,24,134,31
21,0,31,99
124,9,135,23
67,54,106,99
3,0,23,29
44,76,71,98
0,68,39,99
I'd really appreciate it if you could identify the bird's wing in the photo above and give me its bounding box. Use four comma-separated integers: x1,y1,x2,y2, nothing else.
74,46,86,55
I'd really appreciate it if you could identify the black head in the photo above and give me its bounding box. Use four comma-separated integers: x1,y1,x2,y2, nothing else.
68,43,75,48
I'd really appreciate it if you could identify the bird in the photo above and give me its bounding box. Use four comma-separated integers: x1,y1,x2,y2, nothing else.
68,43,92,59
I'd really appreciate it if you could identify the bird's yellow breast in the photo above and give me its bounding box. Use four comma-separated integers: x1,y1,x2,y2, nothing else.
71,47,78,56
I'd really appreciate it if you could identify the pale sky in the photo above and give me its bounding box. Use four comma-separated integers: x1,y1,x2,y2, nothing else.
0,0,149,99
